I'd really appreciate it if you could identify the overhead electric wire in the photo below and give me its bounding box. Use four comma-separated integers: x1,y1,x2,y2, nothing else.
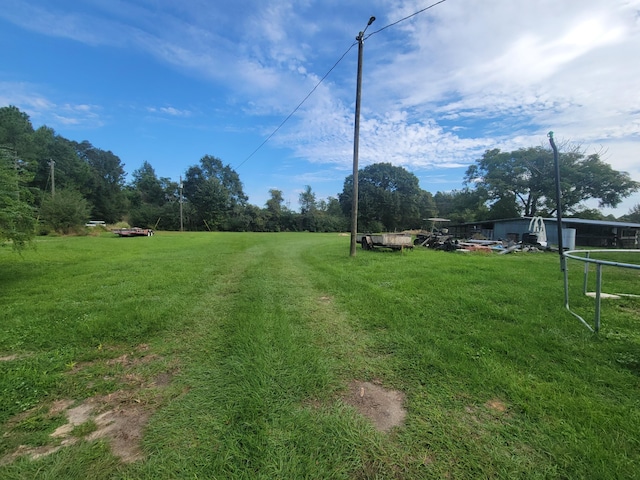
234,42,357,170
364,0,448,40
234,0,450,170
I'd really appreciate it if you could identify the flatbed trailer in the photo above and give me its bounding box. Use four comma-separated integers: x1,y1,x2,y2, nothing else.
357,233,413,251
113,227,154,237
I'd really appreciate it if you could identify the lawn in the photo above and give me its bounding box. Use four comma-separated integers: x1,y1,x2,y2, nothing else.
1,232,639,479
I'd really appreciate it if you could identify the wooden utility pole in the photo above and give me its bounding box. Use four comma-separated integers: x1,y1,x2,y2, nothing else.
179,175,184,232
49,159,55,197
350,16,376,257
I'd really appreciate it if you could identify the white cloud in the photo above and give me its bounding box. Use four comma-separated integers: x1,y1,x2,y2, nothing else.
1,0,638,215
146,106,192,117
0,82,103,128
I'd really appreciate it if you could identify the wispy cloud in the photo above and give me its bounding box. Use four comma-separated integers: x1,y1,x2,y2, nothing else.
1,0,639,213
146,106,192,117
0,82,103,128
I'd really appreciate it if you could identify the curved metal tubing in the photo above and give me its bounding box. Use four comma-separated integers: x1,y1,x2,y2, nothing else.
562,249,640,332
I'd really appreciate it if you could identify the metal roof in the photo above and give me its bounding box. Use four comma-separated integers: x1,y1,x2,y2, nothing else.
454,217,640,228
541,217,640,228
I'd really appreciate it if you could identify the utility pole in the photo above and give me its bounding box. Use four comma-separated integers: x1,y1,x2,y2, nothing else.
49,159,55,197
179,175,184,232
350,16,376,257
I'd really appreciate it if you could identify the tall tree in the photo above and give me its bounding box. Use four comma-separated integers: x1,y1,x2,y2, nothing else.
314,196,348,232
465,147,639,217
130,161,165,206
0,106,34,159
339,163,431,232
0,146,36,249
434,188,490,223
265,188,285,232
73,141,127,222
127,161,182,229
40,189,90,234
299,185,317,231
182,155,247,231
29,127,92,201
244,204,267,232
620,204,640,223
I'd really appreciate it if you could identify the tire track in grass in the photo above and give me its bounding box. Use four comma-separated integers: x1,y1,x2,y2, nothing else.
143,235,379,479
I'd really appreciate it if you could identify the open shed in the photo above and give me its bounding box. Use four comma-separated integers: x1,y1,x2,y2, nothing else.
450,217,640,249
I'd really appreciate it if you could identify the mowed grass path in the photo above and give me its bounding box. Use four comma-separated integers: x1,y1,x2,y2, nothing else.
1,233,639,479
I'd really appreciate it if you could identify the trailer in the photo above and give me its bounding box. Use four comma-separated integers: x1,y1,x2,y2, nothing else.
113,227,154,237
357,233,413,251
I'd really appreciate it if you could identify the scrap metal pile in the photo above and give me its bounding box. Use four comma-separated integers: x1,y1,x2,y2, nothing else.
412,217,549,254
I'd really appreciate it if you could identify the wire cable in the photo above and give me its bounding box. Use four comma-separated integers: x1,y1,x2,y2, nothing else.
234,0,450,170
234,42,357,170
365,0,449,40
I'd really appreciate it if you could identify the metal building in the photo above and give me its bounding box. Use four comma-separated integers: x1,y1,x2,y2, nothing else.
450,217,640,249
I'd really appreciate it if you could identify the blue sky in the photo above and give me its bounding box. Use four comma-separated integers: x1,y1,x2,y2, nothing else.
1,0,639,215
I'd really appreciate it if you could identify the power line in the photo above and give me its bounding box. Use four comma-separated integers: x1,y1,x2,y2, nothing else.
234,42,357,170
365,0,449,40
234,0,450,170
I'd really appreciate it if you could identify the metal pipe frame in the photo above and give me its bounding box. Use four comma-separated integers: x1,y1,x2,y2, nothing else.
562,249,640,332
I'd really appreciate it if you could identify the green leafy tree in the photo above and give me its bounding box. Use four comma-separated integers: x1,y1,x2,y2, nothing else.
619,204,640,223
486,192,520,220
182,155,247,231
0,107,92,210
299,185,317,215
0,106,34,160
29,128,92,200
339,163,433,231
127,161,182,229
417,190,438,225
566,208,608,220
434,189,489,223
265,189,285,232
130,161,166,206
465,147,639,217
40,189,91,234
315,196,348,232
73,141,127,222
0,146,36,249
244,204,267,232
299,185,317,231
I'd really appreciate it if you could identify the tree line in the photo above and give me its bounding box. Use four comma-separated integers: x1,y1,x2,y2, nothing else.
1,105,638,249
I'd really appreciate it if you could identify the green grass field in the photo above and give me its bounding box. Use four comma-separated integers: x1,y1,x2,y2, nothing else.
1,232,639,479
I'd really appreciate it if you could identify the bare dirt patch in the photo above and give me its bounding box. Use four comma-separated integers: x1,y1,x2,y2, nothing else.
485,398,507,414
463,398,510,430
86,397,149,463
0,354,18,362
1,345,177,466
2,391,150,465
344,380,407,432
153,372,173,387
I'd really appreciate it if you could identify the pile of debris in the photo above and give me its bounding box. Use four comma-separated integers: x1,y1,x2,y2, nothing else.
413,217,549,255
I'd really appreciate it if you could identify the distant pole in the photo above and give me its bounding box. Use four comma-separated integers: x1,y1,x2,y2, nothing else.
49,159,55,197
350,16,376,257
179,175,184,232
